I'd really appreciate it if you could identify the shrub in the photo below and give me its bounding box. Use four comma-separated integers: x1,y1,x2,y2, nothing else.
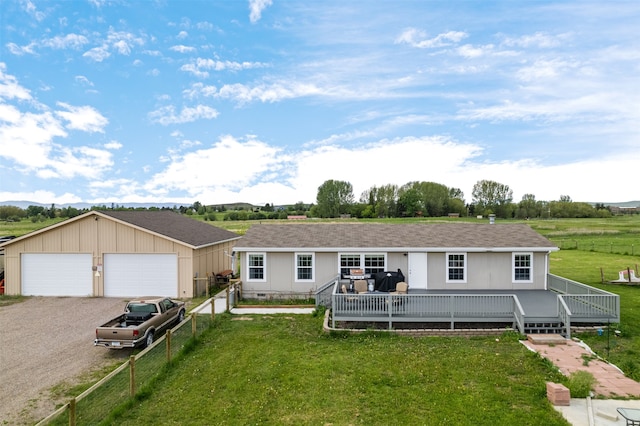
567,370,596,398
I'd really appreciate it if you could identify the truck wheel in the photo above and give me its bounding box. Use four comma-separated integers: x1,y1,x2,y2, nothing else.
178,310,185,323
145,331,154,348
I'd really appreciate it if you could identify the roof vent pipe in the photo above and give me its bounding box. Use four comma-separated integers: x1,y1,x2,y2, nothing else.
489,214,496,224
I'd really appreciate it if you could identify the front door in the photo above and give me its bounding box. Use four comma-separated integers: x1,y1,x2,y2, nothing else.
408,252,428,290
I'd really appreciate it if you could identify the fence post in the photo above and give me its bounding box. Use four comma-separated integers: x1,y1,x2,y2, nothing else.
226,286,230,312
192,312,197,337
211,298,215,321
166,329,172,363
129,355,136,397
69,398,76,426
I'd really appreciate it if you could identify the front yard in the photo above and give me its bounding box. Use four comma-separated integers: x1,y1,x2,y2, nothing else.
103,313,569,425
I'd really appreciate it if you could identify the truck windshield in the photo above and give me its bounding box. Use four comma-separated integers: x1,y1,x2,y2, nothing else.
127,303,158,313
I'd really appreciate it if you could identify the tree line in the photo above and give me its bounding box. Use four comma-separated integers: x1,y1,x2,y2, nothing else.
0,178,619,223
310,179,614,219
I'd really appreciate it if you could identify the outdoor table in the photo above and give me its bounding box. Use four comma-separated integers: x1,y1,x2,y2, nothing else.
617,408,640,426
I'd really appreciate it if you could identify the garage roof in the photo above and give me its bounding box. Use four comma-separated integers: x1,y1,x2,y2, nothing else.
0,210,240,249
99,210,240,247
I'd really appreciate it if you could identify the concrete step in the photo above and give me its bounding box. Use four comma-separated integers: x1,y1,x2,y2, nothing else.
526,334,568,345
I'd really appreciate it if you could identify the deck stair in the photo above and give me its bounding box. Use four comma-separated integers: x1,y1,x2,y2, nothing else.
524,321,566,336
526,334,567,345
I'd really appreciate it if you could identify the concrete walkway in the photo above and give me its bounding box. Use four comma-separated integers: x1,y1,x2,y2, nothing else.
523,335,640,425
191,296,315,315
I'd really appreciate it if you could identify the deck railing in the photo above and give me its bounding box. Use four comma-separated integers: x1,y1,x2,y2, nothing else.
315,275,340,308
330,274,619,333
548,274,620,323
557,297,572,339
331,290,526,333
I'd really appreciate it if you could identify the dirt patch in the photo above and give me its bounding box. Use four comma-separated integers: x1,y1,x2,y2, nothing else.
0,297,134,425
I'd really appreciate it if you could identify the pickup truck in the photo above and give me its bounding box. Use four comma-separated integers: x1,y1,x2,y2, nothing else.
94,297,186,349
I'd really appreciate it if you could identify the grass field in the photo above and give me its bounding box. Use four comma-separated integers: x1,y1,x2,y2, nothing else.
103,315,569,426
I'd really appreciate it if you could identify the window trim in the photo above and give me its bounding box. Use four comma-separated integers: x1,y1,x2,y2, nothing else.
512,252,533,283
295,252,315,282
246,252,266,282
446,252,467,283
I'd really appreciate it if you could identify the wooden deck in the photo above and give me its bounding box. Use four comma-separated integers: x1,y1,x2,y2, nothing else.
317,274,620,338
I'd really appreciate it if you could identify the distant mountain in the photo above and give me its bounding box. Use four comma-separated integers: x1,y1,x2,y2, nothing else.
0,201,187,210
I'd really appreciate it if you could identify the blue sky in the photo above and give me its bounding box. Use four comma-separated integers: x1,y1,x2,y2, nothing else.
1,0,639,206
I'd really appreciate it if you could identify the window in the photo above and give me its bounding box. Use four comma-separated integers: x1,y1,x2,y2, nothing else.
295,253,314,282
340,254,361,276
446,253,466,282
513,253,532,282
364,254,385,275
339,254,386,276
248,253,266,281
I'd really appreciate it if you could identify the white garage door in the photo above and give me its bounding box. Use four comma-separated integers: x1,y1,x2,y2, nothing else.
104,254,178,298
22,254,93,296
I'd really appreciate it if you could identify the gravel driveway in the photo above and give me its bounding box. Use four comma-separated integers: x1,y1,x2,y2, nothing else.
0,297,134,425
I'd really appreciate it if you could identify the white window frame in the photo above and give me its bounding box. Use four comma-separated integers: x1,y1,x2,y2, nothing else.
247,252,266,282
513,252,533,283
446,252,467,283
364,254,386,275
295,252,315,282
338,253,387,276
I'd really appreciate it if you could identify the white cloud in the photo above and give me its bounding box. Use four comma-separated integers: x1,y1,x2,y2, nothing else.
6,42,37,55
180,57,269,78
170,45,197,53
104,140,122,149
0,190,81,205
456,44,494,59
177,30,188,40
215,81,322,104
249,0,273,23
55,102,108,132
501,32,570,49
21,0,46,21
74,75,94,86
83,46,111,62
148,104,219,125
145,134,283,195
0,64,33,101
42,33,89,50
395,29,468,48
182,83,218,99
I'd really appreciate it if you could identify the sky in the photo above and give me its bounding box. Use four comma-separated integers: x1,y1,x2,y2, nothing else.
1,0,639,207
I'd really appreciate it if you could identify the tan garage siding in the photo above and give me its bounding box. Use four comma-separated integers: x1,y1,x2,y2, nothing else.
0,211,240,298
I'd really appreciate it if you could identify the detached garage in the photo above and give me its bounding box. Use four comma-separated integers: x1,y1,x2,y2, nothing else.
0,210,241,298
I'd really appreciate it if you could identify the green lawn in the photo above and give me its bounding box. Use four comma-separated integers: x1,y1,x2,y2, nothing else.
104,315,569,426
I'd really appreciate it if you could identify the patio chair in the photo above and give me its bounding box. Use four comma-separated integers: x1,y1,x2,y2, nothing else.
392,282,408,294
354,279,368,293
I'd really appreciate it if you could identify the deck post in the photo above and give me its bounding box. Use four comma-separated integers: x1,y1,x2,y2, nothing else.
450,295,455,330
388,294,392,330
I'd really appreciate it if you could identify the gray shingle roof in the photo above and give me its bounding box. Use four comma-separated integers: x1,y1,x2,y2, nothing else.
234,222,557,251
99,210,240,247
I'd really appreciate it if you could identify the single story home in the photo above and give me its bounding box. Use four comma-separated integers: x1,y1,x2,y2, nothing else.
234,222,620,335
233,222,559,298
0,210,240,298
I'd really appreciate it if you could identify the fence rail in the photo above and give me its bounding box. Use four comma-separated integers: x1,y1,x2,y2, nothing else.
37,301,218,426
549,239,640,256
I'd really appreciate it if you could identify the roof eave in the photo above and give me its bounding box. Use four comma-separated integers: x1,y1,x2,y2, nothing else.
233,246,559,253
